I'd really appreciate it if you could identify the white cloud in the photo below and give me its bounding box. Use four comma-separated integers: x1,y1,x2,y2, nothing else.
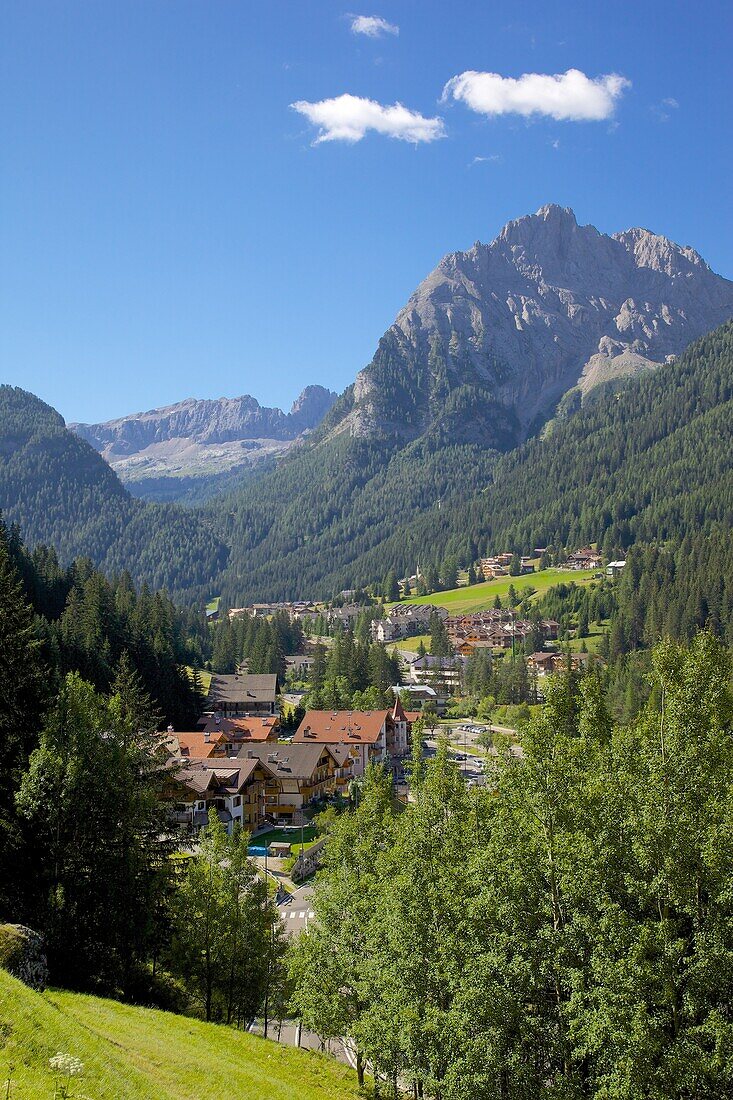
350,15,399,38
291,94,444,144
662,97,679,109
469,154,502,167
442,68,630,122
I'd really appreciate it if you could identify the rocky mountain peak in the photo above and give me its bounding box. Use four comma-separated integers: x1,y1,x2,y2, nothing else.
613,227,709,276
70,385,338,502
288,385,339,429
337,205,733,445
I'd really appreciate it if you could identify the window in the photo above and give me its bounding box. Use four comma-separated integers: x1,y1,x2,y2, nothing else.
233,795,242,807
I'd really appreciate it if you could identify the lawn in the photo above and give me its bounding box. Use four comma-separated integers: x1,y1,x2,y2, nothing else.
390,634,429,653
389,568,598,615
0,969,364,1100
252,826,319,855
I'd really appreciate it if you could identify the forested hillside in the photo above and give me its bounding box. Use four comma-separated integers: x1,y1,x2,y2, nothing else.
212,431,500,604
2,519,206,727
0,387,228,598
212,320,733,602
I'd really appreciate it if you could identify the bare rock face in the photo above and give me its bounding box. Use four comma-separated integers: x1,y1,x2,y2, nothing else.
73,385,338,453
0,924,48,990
340,204,733,443
70,385,337,500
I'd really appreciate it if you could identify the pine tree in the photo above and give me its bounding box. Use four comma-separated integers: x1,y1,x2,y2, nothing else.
0,527,46,919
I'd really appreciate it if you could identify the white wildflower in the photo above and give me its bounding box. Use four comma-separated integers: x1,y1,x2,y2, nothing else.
49,1052,84,1077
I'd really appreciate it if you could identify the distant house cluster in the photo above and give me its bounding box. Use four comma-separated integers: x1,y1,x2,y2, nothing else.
229,601,321,621
371,602,447,643
564,547,603,570
479,553,535,579
445,610,560,654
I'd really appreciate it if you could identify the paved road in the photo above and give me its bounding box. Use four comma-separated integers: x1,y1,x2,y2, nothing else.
278,883,315,937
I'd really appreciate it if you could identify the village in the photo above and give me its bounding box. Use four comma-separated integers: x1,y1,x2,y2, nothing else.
169,547,622,884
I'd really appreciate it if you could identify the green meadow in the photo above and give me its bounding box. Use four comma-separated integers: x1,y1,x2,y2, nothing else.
0,969,364,1100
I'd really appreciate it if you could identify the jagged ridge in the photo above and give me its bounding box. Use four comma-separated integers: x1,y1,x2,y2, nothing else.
336,204,733,444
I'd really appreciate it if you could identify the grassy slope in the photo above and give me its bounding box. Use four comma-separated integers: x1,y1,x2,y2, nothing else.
390,568,597,615
0,970,363,1100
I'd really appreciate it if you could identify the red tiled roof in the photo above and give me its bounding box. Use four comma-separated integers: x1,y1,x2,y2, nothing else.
198,715,279,742
294,710,388,745
169,731,228,759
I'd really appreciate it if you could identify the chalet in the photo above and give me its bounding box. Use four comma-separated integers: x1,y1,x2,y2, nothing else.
166,730,230,760
527,651,601,677
294,703,413,775
565,547,603,570
526,652,557,677
326,604,364,627
606,560,626,577
392,683,440,708
295,709,389,775
172,757,272,834
207,673,279,717
284,654,315,677
238,742,349,821
373,617,399,643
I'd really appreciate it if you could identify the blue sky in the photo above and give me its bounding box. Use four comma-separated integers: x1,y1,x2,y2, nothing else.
2,0,732,423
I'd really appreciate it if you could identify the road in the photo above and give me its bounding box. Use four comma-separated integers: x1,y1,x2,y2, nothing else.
278,882,315,937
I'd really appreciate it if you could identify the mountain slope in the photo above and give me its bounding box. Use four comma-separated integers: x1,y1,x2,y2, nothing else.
328,203,733,445
210,208,733,603
0,386,228,597
302,318,733,588
72,385,337,503
0,969,361,1100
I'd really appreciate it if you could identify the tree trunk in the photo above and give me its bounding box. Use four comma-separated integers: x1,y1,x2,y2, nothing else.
356,1050,365,1089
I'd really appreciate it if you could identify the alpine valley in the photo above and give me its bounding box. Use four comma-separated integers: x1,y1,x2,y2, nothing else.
2,205,732,604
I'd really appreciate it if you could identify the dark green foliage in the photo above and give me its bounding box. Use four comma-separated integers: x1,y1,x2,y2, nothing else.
210,610,302,676
16,671,177,993
298,631,400,710
6,529,206,728
292,633,733,1099
429,611,452,657
208,431,499,605
0,386,228,600
0,528,46,919
170,815,287,1026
